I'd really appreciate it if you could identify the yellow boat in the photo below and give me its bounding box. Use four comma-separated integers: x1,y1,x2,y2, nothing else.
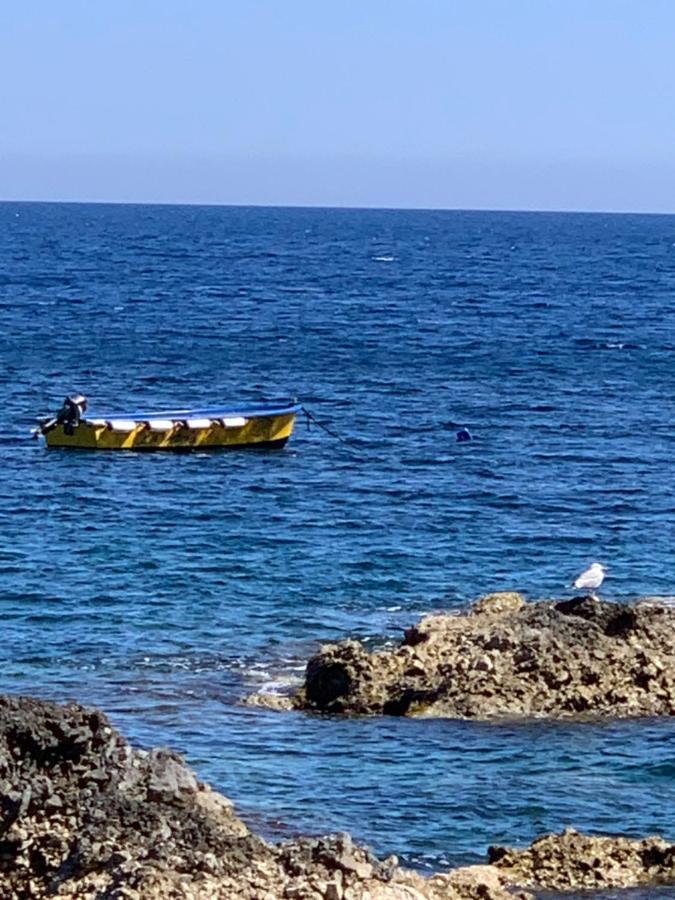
36,395,301,451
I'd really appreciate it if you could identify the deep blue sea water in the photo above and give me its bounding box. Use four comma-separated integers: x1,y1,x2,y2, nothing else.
1,203,675,896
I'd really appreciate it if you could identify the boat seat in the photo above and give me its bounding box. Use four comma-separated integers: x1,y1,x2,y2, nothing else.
145,419,175,432
107,419,138,432
86,419,108,427
184,418,213,430
218,416,247,427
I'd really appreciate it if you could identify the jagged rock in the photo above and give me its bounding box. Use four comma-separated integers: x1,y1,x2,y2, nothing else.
0,695,529,899
293,594,675,718
490,827,675,890
470,592,526,619
3,695,675,898
245,692,295,711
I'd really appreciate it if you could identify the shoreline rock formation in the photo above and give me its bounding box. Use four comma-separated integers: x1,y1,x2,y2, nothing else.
290,594,675,719
0,695,674,898
489,828,675,892
0,694,523,899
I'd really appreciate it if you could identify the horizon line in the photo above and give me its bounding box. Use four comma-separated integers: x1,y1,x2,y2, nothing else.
2,197,674,217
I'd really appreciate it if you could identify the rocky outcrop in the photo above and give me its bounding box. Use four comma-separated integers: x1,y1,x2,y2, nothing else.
291,594,675,718
0,695,525,899
490,827,675,891
1,695,675,897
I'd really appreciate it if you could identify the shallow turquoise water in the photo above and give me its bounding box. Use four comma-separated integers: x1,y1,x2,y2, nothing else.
1,203,674,891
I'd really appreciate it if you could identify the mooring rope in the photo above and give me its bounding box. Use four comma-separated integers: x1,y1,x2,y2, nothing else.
301,406,353,446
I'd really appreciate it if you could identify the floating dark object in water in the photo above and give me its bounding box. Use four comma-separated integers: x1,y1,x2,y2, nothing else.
456,428,472,443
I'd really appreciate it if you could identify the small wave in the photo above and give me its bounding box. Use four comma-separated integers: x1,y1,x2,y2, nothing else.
133,652,245,675
372,255,395,262
254,673,303,695
642,762,675,779
638,596,675,609
574,338,641,351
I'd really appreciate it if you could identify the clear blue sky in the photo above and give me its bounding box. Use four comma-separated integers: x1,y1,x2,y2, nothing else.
1,0,674,211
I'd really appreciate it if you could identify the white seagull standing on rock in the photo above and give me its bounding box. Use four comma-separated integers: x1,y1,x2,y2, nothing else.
571,562,607,599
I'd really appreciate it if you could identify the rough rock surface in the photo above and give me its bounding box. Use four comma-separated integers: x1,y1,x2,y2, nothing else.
0,695,527,899
2,696,675,897
292,594,675,719
490,828,675,890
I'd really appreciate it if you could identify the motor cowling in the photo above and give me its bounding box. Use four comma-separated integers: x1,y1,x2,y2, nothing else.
38,394,88,436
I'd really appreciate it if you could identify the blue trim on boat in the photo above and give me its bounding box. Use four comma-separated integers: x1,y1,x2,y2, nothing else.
87,399,301,419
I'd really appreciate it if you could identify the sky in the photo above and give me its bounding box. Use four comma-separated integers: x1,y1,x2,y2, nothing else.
1,0,674,211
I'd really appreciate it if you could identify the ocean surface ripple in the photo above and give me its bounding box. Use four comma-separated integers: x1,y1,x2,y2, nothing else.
1,203,674,895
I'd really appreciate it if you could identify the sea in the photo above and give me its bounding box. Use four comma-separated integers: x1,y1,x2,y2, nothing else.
1,202,674,898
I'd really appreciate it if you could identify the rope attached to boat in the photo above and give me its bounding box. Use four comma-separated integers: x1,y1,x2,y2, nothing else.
301,406,352,446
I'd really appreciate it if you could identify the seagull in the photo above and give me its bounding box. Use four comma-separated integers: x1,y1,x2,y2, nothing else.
571,562,607,599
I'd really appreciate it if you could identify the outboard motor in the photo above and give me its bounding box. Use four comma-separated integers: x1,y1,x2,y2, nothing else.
57,393,88,435
37,394,88,436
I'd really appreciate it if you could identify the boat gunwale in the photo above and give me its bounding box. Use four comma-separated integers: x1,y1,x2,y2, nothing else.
81,400,301,422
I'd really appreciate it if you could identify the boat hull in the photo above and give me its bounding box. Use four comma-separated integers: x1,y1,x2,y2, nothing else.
45,411,297,451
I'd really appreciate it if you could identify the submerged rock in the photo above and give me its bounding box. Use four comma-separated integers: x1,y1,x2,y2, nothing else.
292,594,675,719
